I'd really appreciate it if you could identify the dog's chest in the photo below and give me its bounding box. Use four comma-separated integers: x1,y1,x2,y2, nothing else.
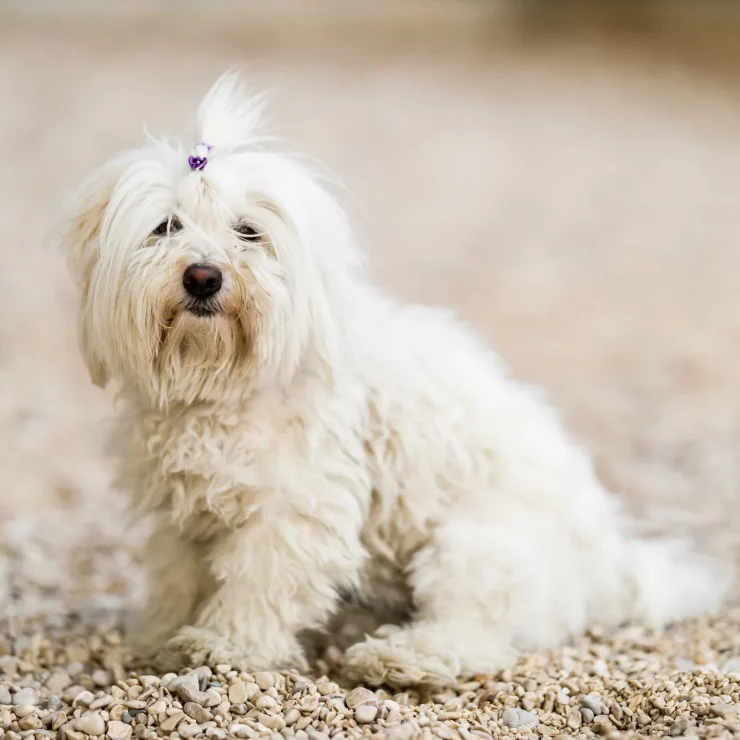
120,407,295,535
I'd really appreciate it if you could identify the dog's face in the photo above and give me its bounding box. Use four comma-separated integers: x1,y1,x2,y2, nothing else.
63,77,356,406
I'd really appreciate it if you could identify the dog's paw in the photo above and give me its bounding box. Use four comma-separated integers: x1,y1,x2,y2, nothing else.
154,627,255,672
342,630,458,688
153,626,309,674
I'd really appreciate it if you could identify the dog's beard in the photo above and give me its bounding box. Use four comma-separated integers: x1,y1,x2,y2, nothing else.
148,297,258,406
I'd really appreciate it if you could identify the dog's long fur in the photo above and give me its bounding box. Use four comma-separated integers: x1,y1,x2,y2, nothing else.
62,75,728,686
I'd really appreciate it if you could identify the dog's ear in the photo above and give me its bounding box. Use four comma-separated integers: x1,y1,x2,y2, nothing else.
61,159,125,388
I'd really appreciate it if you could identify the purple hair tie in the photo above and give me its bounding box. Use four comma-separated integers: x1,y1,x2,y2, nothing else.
188,141,213,171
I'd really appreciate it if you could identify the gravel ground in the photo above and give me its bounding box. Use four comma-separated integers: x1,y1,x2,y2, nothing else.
3,9,740,740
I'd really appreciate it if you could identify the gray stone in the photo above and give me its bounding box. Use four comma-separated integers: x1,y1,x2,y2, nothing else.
176,683,209,707
581,695,603,716
11,689,38,707
580,707,595,723
501,708,538,728
167,674,199,695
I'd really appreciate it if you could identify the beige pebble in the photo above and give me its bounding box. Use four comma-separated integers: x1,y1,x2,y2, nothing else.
106,719,132,740
159,711,186,732
254,673,274,691
214,700,230,716
18,714,41,730
179,723,202,739
228,681,248,703
317,681,338,696
46,672,72,695
710,701,739,718
346,687,377,709
255,695,276,710
11,689,38,707
354,704,379,724
75,711,106,736
73,692,95,708
285,707,302,725
259,712,286,730
12,704,36,719
184,701,213,723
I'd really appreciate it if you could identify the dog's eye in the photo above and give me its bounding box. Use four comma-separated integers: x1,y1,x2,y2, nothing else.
152,216,182,237
234,222,261,242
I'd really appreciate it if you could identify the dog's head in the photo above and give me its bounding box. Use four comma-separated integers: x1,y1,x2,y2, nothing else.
63,75,357,406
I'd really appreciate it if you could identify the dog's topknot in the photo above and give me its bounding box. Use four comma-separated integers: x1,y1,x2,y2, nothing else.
194,73,268,155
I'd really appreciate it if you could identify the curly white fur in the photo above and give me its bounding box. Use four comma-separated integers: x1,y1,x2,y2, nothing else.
62,74,729,687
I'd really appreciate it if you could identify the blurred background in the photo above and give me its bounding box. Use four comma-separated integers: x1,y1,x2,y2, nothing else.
1,0,740,617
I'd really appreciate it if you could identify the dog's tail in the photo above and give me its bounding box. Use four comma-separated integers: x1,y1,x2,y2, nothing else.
622,536,731,629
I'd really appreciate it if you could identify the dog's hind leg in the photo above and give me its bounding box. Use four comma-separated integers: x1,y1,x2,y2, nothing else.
343,504,603,688
343,514,526,687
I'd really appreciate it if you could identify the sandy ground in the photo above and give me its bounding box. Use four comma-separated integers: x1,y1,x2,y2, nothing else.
2,10,740,738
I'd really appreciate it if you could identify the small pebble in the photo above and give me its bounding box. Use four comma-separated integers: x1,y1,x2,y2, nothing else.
227,681,248,703
159,711,186,733
345,687,376,709
48,695,62,711
710,701,739,718
13,705,36,719
75,712,106,736
354,704,378,724
73,691,95,708
254,673,274,691
204,688,223,708
168,674,199,694
183,702,212,723
284,708,301,726
11,690,38,707
179,724,202,739
92,669,112,687
259,712,286,730
106,720,132,740
45,672,71,695
176,684,210,706
579,707,595,723
255,695,276,710
501,708,539,728
581,695,602,716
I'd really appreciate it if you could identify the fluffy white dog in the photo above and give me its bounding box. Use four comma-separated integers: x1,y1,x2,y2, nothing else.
63,75,727,687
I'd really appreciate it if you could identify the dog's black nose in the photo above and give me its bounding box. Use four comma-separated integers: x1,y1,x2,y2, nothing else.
183,264,222,299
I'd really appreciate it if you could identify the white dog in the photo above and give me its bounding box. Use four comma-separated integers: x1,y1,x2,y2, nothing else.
62,75,727,687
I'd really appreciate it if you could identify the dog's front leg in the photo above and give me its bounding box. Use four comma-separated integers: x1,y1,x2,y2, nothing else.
126,518,208,657
159,501,365,672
